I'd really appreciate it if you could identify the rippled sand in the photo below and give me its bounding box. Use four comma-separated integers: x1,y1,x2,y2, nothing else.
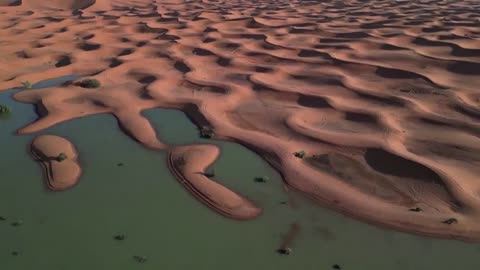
1,0,480,241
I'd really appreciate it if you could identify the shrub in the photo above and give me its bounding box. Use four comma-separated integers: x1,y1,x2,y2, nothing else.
277,247,292,255
199,126,214,139
114,234,126,240
133,255,147,263
0,104,11,114
442,218,458,225
78,79,101,88
254,176,269,183
11,220,23,227
22,81,32,89
294,150,306,159
56,153,68,162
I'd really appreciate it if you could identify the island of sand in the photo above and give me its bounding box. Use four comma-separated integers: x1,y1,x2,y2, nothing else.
31,135,81,191
1,0,480,241
168,144,261,220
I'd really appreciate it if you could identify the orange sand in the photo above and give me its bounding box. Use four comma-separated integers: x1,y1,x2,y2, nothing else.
31,135,81,191
168,144,261,220
1,0,480,240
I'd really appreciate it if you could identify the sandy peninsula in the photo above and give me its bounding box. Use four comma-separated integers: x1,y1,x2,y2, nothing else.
31,135,81,191
168,144,261,220
1,0,480,241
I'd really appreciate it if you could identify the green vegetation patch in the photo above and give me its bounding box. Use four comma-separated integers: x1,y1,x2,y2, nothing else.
22,81,32,89
254,176,269,183
293,150,306,159
0,104,11,115
199,126,214,139
56,153,68,162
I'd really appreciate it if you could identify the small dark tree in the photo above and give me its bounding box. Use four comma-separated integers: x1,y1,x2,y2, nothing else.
133,255,148,263
11,220,23,227
277,247,292,255
294,151,306,159
254,176,269,183
56,153,68,162
199,126,214,139
442,218,458,225
78,79,101,88
113,234,126,241
0,104,11,115
22,81,32,89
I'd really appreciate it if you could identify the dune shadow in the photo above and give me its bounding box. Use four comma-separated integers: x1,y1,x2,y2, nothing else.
78,43,101,51
297,94,333,109
447,61,480,75
364,148,443,184
55,56,72,68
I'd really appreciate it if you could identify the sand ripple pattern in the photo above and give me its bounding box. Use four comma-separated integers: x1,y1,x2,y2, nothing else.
1,0,480,241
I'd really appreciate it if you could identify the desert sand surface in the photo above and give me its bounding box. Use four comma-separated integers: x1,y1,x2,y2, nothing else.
1,0,480,241
168,144,261,220
30,135,81,191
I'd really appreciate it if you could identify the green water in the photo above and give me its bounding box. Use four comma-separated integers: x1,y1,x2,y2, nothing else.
1,77,480,270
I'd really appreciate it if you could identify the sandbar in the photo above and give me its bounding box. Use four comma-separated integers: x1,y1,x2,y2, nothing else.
168,144,261,220
31,135,81,191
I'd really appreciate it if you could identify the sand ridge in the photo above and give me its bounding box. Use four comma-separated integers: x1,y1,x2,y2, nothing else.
1,0,480,240
168,144,262,220
30,135,82,191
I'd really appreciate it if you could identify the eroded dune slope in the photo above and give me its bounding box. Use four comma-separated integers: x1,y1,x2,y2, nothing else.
1,0,480,241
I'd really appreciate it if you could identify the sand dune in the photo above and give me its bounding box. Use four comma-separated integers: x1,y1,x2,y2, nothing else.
31,135,81,191
1,0,480,240
0,0,97,10
168,144,261,220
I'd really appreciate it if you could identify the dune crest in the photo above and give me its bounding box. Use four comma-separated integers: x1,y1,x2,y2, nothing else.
1,0,480,240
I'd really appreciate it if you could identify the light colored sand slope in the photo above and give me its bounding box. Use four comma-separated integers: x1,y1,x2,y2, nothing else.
168,144,261,220
31,135,81,191
1,0,480,240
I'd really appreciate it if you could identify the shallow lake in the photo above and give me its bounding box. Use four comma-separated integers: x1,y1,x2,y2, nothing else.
1,76,480,270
